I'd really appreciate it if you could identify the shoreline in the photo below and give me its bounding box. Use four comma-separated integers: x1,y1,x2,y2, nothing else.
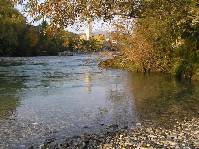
98,57,199,82
35,118,199,149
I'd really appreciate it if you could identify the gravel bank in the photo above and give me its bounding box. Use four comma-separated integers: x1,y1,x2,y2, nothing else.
37,118,199,149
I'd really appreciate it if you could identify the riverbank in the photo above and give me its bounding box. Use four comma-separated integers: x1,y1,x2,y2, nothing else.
37,118,199,149
98,52,142,72
99,55,199,81
98,56,135,71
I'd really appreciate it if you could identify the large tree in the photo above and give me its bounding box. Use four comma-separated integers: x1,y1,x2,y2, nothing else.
10,0,199,80
13,0,142,28
0,0,26,56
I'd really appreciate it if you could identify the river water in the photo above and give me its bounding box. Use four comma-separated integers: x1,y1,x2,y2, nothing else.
0,55,199,148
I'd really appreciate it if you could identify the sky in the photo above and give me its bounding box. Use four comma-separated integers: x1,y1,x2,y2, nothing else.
16,4,113,34
66,20,113,34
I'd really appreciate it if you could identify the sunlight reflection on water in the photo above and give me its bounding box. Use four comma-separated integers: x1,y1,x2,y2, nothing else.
0,55,199,148
0,55,137,148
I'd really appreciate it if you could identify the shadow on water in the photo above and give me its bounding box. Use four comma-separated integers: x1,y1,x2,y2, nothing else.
127,72,199,127
0,77,24,119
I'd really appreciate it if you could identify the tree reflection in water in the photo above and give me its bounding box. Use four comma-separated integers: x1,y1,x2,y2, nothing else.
0,77,23,119
106,76,138,128
127,73,199,127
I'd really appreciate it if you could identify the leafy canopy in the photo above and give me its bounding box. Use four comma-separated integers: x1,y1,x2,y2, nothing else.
12,0,142,28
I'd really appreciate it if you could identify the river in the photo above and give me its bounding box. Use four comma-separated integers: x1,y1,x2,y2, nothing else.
0,55,199,148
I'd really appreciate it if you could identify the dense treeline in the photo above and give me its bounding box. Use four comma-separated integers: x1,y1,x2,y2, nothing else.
107,0,199,80
3,0,199,80
0,0,103,56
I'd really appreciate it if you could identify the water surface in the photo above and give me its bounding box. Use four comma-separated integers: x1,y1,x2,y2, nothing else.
0,55,198,148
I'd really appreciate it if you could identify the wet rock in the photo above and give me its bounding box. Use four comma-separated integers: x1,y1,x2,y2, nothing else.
28,145,34,149
83,126,89,129
122,125,128,129
108,124,118,129
44,138,55,144
136,123,142,127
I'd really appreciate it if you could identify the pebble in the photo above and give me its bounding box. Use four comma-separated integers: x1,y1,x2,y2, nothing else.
136,123,142,127
38,118,199,149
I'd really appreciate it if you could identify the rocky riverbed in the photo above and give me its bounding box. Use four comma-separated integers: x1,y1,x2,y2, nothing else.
34,118,199,149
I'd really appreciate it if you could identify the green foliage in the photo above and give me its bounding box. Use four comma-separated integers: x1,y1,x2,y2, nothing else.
13,0,142,28
0,2,103,56
109,0,199,80
77,38,103,52
2,0,198,81
0,0,26,56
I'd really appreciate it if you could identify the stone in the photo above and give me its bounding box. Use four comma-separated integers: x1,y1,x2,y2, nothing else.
136,123,142,127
